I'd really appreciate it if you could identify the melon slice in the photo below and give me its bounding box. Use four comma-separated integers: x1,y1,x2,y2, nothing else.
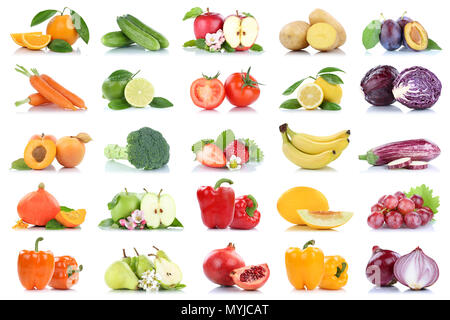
297,209,353,229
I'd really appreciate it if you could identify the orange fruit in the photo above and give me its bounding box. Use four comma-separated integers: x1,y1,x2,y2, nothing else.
297,210,353,230
11,32,42,47
22,34,51,50
46,15,79,45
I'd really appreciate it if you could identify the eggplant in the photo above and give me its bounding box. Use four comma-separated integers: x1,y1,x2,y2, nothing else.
359,139,440,166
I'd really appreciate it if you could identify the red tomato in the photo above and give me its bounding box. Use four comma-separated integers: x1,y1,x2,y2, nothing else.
225,67,260,107
190,76,225,110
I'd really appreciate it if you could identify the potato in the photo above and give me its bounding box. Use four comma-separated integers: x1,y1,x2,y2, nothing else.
309,8,346,47
279,21,310,51
306,23,339,51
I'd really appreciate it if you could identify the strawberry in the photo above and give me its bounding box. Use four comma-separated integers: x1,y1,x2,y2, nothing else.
224,140,249,163
196,144,226,168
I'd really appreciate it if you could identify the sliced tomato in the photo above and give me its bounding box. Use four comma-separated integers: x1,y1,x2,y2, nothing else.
190,77,225,110
196,144,226,168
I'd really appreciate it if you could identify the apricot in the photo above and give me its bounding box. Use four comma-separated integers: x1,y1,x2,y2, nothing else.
24,135,57,170
56,133,92,168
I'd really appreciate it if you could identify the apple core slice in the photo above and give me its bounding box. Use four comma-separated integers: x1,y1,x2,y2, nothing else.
297,209,353,230
223,16,242,48
240,17,258,47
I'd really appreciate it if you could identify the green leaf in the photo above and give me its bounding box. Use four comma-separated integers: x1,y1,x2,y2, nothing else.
108,99,132,110
108,69,133,81
282,78,307,95
11,158,31,170
317,67,345,74
191,139,214,154
183,40,197,47
108,194,120,210
170,218,184,228
215,130,235,151
70,9,90,44
250,43,263,52
427,39,442,50
280,99,302,109
98,218,115,229
183,7,203,20
60,206,74,212
175,283,186,290
150,97,173,108
30,9,57,27
319,73,344,85
240,139,264,162
195,38,208,50
319,101,341,110
45,219,66,230
48,39,73,53
362,20,382,49
242,12,254,18
405,184,440,214
222,42,236,52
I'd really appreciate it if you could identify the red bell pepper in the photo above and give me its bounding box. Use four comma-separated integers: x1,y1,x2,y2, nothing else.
17,237,55,290
197,178,235,229
230,195,261,229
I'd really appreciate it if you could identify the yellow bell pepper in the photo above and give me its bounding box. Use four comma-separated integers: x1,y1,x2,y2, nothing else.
319,255,348,290
285,240,324,290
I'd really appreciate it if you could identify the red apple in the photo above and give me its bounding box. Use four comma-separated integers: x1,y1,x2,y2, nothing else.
223,11,259,51
194,8,224,39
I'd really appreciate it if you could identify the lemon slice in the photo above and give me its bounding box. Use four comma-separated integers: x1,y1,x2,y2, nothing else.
124,78,154,108
297,83,324,110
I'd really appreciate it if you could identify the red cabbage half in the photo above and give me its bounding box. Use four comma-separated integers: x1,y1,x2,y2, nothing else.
393,66,442,109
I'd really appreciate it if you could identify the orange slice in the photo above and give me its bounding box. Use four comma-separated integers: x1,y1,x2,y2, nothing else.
22,33,51,50
297,209,353,230
11,32,43,47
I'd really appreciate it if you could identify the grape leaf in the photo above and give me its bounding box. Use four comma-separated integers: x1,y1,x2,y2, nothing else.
405,184,440,214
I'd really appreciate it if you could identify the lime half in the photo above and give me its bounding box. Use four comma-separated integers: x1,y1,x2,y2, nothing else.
124,78,155,107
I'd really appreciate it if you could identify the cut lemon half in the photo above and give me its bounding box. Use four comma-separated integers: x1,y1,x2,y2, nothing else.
124,78,155,108
22,34,51,50
297,83,324,110
297,209,353,230
11,32,42,47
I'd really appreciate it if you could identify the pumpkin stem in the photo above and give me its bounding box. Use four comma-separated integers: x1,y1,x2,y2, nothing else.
38,182,45,190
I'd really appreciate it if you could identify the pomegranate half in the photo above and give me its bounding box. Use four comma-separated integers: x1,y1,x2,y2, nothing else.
230,263,270,290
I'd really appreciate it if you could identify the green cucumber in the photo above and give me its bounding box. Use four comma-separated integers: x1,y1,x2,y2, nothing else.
116,16,160,51
124,14,169,49
101,31,134,48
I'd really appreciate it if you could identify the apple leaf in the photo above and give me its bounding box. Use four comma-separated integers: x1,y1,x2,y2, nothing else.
250,44,263,52
242,12,254,18
98,218,115,229
107,194,120,210
183,40,196,47
222,42,235,52
169,218,184,228
183,7,203,20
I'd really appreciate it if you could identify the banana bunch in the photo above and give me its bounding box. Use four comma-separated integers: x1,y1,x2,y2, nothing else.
279,123,350,169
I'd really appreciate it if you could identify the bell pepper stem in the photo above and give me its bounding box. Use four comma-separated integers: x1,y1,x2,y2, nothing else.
245,195,258,217
214,178,234,189
335,262,347,278
35,237,44,252
303,240,315,250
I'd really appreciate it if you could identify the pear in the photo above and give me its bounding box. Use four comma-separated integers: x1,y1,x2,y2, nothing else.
141,189,176,228
109,189,141,222
133,248,154,278
152,246,182,289
104,260,139,290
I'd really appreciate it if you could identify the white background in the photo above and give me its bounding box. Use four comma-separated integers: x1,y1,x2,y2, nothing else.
0,0,448,300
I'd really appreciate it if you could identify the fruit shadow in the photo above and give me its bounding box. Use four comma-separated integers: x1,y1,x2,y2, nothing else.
14,47,82,56
296,166,337,173
363,165,439,174
192,164,257,173
370,222,435,232
108,289,184,295
105,161,170,173
284,50,311,56
16,226,81,232
209,286,262,295
314,48,345,56
368,286,401,294
285,225,337,232
182,47,263,56
366,105,403,114
21,104,87,113
105,46,169,55
229,107,257,114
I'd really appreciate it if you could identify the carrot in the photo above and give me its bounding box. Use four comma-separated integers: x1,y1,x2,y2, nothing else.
40,74,87,109
15,65,76,110
15,93,50,107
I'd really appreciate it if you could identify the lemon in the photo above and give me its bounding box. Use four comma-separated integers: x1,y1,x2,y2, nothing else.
124,78,154,107
314,77,342,104
297,83,324,110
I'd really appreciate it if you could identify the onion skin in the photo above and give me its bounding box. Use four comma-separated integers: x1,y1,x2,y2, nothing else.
366,246,400,287
393,247,439,290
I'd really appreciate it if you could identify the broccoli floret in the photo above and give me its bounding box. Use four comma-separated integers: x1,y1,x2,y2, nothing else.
104,127,170,170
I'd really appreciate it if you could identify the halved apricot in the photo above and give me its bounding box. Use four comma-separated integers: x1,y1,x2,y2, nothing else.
24,136,56,170
297,210,353,229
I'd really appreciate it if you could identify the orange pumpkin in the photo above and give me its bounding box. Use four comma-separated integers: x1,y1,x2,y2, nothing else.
55,209,86,228
24,134,56,170
17,183,60,226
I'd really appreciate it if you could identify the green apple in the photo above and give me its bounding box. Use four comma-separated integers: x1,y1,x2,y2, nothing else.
141,189,176,228
104,260,139,290
153,247,182,289
109,189,141,222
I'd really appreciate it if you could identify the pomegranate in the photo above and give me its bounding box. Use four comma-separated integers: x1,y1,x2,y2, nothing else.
230,264,270,290
203,243,245,286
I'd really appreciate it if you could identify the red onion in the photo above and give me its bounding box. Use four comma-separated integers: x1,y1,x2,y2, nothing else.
393,247,439,290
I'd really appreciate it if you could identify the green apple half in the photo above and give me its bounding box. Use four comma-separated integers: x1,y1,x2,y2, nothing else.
141,190,176,228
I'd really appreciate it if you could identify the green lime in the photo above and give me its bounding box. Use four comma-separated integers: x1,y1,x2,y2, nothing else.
124,78,154,108
102,79,129,101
